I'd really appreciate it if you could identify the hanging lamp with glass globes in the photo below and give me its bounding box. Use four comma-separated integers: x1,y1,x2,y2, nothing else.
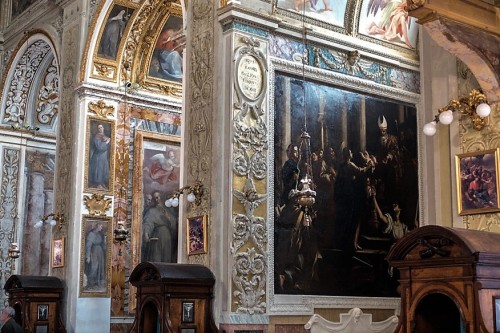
423,89,491,136
165,180,204,208
34,212,65,230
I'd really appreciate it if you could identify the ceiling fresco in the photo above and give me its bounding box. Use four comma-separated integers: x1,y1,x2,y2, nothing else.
276,0,348,27
358,0,418,49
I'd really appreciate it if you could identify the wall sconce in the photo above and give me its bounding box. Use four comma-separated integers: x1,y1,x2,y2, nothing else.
34,212,65,231
8,242,20,259
165,180,204,207
114,222,129,243
423,89,491,136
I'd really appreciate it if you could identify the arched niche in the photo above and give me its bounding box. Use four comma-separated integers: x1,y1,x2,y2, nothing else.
1,31,60,135
0,31,59,280
82,0,185,99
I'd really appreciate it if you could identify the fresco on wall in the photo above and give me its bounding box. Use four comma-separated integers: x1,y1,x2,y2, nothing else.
148,15,185,83
97,5,134,60
276,0,347,27
21,151,55,277
274,73,418,297
358,0,418,49
11,0,39,18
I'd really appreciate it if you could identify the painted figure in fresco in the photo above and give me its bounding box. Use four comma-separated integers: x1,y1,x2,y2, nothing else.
142,191,177,262
333,147,374,251
99,9,129,59
372,190,408,240
275,143,319,293
85,223,106,290
280,144,300,206
151,26,185,82
365,0,414,48
143,150,179,188
89,123,111,189
293,0,331,11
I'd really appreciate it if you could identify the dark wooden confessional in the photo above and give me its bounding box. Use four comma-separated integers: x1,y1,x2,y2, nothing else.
387,225,500,333
4,275,66,333
129,262,219,333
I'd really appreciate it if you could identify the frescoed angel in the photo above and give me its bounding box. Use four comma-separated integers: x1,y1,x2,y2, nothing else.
365,0,414,49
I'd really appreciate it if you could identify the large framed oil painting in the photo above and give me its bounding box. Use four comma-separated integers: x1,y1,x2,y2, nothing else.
80,216,112,297
84,117,115,194
273,72,418,297
455,149,500,216
148,14,185,83
131,130,180,268
97,4,135,60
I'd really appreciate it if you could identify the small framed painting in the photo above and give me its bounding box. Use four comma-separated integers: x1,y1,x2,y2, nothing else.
187,215,207,255
37,304,48,321
455,148,500,215
51,238,64,268
182,301,195,323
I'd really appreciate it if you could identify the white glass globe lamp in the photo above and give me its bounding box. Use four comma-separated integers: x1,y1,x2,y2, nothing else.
423,121,437,136
476,103,491,118
187,192,196,203
438,110,454,125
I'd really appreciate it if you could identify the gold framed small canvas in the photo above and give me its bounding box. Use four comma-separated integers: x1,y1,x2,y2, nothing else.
187,215,207,255
456,148,500,215
51,238,65,268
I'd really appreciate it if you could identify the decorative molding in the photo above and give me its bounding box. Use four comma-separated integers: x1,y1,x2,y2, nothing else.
83,193,112,216
186,0,214,268
2,40,52,127
0,148,21,307
35,57,59,127
88,100,115,119
271,58,420,104
231,34,268,315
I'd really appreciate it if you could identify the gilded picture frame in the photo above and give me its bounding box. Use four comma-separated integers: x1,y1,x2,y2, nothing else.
273,72,419,298
51,238,64,268
91,2,139,82
187,215,207,255
80,215,112,297
455,148,500,215
129,130,181,310
135,4,184,98
84,117,115,194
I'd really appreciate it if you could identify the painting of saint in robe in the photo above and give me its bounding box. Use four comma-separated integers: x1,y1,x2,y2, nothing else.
98,5,133,59
148,15,185,83
87,119,113,191
140,140,180,263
